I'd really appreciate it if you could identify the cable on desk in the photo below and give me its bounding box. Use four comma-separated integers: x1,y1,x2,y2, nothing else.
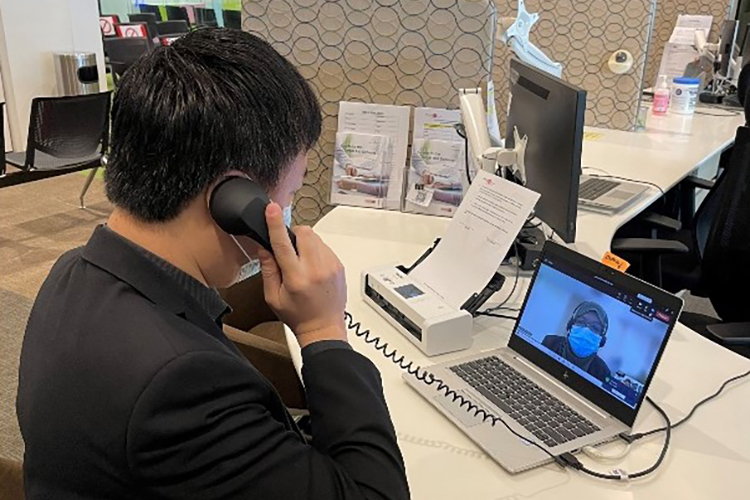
628,368,750,441
474,311,519,320
582,167,666,197
480,242,521,315
454,123,472,184
343,311,561,465
556,397,671,481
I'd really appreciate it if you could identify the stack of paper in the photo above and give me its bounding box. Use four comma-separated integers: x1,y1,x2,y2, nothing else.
332,102,411,210
656,14,713,84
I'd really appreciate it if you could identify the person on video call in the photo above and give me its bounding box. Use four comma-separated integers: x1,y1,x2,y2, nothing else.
542,301,612,383
17,29,408,499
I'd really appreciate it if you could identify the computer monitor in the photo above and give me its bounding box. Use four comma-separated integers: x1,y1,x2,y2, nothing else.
505,58,586,243
719,20,738,77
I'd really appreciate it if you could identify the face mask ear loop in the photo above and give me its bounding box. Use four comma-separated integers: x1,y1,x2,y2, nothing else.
231,235,253,263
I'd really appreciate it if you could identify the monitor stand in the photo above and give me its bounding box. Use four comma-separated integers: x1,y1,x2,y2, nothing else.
506,225,546,271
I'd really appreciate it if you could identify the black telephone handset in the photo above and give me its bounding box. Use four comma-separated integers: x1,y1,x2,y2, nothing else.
209,176,297,254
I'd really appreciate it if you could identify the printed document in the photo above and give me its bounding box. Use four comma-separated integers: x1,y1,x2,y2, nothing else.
410,170,540,309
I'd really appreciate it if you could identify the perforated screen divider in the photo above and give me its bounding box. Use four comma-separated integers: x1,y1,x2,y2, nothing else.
645,0,735,89
493,0,657,134
242,0,496,225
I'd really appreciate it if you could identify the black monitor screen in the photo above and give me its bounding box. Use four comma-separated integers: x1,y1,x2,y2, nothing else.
506,59,586,243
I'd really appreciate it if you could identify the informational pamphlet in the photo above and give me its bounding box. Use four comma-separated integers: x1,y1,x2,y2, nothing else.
334,102,411,210
330,132,391,209
404,138,465,217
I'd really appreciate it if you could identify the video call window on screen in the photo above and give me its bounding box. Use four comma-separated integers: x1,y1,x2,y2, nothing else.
514,259,673,409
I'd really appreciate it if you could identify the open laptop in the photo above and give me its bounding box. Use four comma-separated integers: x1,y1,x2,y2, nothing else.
578,175,649,212
404,241,682,473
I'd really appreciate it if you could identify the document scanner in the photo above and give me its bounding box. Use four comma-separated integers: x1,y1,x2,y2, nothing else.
362,240,505,356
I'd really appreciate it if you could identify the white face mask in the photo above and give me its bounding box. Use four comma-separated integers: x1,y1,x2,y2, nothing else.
234,204,293,282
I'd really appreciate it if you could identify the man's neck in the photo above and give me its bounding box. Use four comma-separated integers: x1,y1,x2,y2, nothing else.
106,208,208,286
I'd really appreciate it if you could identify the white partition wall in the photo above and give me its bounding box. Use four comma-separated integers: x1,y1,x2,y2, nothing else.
0,0,105,151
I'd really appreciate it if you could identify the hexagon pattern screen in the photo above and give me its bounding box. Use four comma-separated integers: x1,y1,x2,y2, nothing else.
242,0,496,225
645,0,735,88
493,0,656,134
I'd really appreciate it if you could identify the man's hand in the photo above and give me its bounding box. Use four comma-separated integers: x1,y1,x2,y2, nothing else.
258,203,348,348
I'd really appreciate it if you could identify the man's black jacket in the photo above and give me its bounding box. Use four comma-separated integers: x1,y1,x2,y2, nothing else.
17,226,409,499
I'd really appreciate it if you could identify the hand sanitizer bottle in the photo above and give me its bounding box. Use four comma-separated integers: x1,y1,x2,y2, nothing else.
652,75,670,116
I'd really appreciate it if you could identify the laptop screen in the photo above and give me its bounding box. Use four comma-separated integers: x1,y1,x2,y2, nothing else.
511,249,678,411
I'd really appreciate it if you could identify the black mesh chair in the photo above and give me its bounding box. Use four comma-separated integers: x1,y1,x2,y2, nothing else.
223,9,241,29
128,13,160,44
613,125,750,355
139,4,162,21
156,20,190,36
104,37,150,85
3,93,111,206
195,7,218,27
165,5,191,25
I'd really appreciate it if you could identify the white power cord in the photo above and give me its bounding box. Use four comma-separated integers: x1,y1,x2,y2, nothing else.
581,442,632,462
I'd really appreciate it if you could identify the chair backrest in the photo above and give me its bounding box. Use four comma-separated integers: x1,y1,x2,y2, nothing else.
99,15,120,37
700,125,750,321
115,22,149,39
156,20,190,36
104,37,150,66
223,9,241,29
129,13,159,38
196,7,217,26
166,5,190,24
24,92,111,168
139,4,162,21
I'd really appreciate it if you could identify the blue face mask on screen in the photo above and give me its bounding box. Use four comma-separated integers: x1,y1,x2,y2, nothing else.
568,325,602,358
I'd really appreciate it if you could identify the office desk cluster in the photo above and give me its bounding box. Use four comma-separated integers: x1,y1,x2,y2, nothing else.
288,108,750,499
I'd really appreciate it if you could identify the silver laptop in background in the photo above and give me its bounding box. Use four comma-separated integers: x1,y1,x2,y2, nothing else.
578,175,649,212
404,242,682,473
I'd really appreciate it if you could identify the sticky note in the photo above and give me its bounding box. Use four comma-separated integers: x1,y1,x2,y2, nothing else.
583,131,604,141
602,252,630,272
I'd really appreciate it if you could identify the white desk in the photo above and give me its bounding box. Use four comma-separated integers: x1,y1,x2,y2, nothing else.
286,113,750,498
576,108,743,257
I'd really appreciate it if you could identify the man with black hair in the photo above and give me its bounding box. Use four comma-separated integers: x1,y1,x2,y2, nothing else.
17,29,409,499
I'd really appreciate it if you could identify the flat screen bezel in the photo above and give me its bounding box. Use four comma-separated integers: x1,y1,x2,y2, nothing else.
508,241,683,427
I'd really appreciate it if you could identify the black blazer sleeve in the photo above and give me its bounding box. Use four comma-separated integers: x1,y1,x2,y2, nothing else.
126,348,409,499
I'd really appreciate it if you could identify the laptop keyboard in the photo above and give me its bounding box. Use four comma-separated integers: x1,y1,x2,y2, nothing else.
579,178,620,201
449,356,600,448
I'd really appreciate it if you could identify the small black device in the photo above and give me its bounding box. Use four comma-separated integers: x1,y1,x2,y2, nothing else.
505,59,586,244
208,176,297,254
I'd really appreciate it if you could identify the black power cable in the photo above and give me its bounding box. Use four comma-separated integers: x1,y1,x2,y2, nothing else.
454,122,472,184
557,397,672,481
628,368,750,441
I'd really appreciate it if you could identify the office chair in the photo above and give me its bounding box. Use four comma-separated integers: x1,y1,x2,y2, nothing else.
195,7,218,27
128,13,159,43
103,38,150,85
165,5,190,25
139,4,162,21
156,20,190,36
114,22,149,40
3,93,111,206
223,9,241,30
612,125,750,354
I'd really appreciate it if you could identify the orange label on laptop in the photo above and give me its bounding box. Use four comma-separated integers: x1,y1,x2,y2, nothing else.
602,252,630,272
